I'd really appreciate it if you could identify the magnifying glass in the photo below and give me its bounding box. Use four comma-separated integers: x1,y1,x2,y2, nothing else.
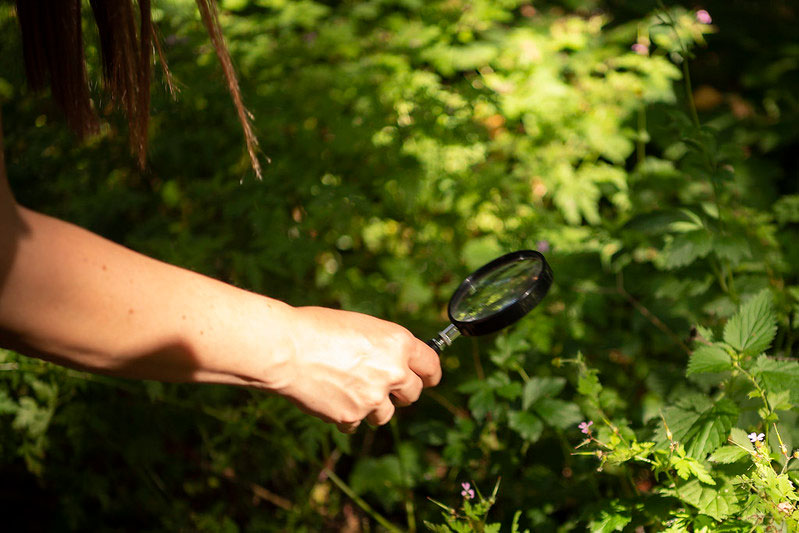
426,250,553,354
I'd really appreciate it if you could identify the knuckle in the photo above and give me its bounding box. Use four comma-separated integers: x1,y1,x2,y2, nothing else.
386,365,407,385
408,384,423,402
391,328,416,353
364,389,386,409
339,409,362,426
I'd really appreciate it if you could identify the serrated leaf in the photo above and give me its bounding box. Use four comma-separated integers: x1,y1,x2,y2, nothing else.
750,355,799,403
533,398,582,430
661,230,713,269
723,290,777,356
622,209,700,236
674,455,715,484
686,344,732,375
467,388,496,421
588,500,632,533
709,445,750,464
677,478,739,521
729,428,755,452
507,411,543,442
774,194,799,224
662,397,738,459
577,369,602,399
694,325,716,343
0,390,18,415
522,377,566,409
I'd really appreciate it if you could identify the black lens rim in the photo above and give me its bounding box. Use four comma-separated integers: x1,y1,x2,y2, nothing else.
447,249,553,337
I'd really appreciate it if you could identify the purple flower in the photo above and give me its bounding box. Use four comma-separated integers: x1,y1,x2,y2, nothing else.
747,432,765,443
578,421,593,434
631,43,649,56
696,9,712,24
460,482,475,500
535,240,550,253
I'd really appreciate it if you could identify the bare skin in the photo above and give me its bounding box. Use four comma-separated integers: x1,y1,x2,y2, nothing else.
0,113,441,433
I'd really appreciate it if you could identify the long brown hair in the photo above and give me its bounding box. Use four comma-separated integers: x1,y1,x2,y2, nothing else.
13,0,263,178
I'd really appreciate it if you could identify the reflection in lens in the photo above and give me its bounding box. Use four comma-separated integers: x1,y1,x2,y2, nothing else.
450,257,543,322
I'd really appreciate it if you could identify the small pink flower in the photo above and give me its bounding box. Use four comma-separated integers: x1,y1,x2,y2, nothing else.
631,43,649,56
778,501,793,514
748,432,765,443
696,9,712,24
578,421,593,434
536,240,550,253
460,482,475,500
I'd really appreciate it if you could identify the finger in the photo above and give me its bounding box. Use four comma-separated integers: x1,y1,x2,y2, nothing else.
391,372,424,407
366,399,395,426
408,339,443,388
336,420,361,434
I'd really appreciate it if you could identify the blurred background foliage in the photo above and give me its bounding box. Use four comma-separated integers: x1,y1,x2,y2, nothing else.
1,0,797,531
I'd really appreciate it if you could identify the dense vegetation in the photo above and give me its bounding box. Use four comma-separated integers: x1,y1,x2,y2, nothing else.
1,0,798,531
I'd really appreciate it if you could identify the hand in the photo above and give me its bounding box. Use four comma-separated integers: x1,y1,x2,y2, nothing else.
272,306,441,433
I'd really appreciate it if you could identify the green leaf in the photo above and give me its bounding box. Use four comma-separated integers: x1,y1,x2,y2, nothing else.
662,397,739,459
749,355,799,403
686,344,733,375
507,411,543,442
533,398,583,430
522,377,566,410
729,428,756,453
349,455,402,507
774,194,799,224
709,445,750,464
723,289,777,356
661,230,713,269
577,369,602,399
588,500,632,533
677,478,739,521
673,456,715,485
0,390,18,415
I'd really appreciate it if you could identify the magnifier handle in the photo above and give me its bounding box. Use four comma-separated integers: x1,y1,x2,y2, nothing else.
426,338,444,355
426,323,461,355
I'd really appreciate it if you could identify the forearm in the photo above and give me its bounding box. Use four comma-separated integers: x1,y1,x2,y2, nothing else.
0,204,294,388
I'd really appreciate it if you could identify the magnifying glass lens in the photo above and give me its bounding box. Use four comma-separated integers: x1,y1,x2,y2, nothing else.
426,250,552,354
450,257,543,322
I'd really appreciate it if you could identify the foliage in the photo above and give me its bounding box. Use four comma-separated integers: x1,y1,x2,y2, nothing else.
1,0,797,531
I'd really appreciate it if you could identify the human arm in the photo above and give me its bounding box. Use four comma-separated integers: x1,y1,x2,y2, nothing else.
0,157,440,433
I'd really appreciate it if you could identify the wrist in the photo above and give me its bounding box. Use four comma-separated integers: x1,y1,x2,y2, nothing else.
180,282,298,391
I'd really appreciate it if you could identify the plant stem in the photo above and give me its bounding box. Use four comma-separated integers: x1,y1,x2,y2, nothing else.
681,60,701,128
323,467,403,533
391,418,416,533
636,106,647,167
472,338,485,380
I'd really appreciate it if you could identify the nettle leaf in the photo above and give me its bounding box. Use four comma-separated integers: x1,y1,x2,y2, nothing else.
774,194,799,224
577,369,602,399
767,389,793,411
723,290,777,356
686,344,733,376
0,390,18,415
660,230,713,269
673,455,715,485
712,234,752,265
709,446,750,464
522,376,566,410
349,455,402,505
467,387,496,421
533,398,583,430
507,411,543,442
677,478,739,521
749,355,799,403
662,397,739,459
587,500,632,533
729,428,756,453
